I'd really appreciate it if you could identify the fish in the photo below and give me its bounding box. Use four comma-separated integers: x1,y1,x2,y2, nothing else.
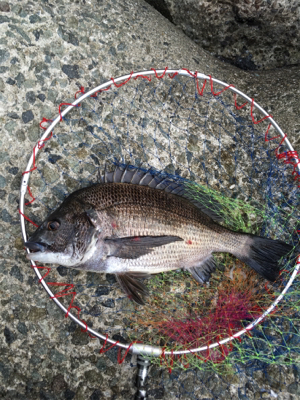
24,164,293,305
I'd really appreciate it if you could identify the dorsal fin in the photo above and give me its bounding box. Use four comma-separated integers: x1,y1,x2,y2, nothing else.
98,162,226,223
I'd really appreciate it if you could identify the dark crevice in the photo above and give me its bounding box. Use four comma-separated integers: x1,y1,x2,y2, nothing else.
144,0,174,23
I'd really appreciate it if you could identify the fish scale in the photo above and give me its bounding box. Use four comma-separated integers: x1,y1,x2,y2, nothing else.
25,165,293,305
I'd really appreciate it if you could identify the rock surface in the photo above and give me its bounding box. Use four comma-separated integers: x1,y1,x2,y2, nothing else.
0,0,299,399
145,0,300,70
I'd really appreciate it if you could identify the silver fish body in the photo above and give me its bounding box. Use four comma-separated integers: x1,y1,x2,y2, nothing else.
25,166,292,304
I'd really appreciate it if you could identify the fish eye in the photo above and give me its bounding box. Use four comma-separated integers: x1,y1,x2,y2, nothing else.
47,220,60,231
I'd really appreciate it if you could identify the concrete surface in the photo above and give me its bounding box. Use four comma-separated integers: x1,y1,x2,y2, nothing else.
0,0,299,399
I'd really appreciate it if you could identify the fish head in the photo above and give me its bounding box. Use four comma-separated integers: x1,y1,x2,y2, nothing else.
24,199,100,267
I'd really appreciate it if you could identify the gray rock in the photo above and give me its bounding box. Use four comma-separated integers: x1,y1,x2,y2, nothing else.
22,110,34,123
49,348,67,363
146,0,300,70
8,24,31,44
25,91,36,104
9,265,24,282
17,321,28,335
1,208,11,223
7,166,18,175
64,389,76,400
96,357,107,372
57,26,79,46
37,93,46,102
0,2,10,12
6,77,15,85
4,326,16,344
33,28,42,41
101,298,115,308
15,72,25,87
0,49,9,64
71,327,89,346
95,286,110,296
0,15,9,24
7,112,19,119
62,64,80,79
29,14,41,24
89,389,103,400
0,362,10,379
84,369,103,386
0,175,6,188
0,151,9,163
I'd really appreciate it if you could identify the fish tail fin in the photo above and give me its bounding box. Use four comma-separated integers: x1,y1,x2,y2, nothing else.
236,235,293,282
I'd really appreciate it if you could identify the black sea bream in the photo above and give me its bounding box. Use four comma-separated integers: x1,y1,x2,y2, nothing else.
25,165,292,304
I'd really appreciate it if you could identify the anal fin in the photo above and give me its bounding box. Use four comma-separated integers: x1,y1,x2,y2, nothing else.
116,272,149,305
187,255,217,284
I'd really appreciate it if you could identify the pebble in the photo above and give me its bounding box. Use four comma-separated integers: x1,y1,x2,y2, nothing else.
0,175,6,188
62,64,80,79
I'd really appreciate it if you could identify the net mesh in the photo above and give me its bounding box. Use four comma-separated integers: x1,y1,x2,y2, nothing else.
22,71,299,376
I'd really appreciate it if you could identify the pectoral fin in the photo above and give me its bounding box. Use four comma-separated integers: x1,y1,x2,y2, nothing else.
187,255,217,284
105,235,183,259
116,272,150,305
85,209,100,229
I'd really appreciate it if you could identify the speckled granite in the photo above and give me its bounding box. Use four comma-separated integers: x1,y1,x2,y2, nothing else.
0,1,299,399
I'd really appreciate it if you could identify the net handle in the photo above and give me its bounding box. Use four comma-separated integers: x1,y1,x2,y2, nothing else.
19,68,300,356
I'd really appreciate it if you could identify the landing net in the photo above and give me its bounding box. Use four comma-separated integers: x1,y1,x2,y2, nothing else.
19,69,300,375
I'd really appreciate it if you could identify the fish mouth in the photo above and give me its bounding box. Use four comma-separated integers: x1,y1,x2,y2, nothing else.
25,241,48,253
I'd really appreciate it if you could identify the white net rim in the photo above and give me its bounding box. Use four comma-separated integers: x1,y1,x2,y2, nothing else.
19,68,300,357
